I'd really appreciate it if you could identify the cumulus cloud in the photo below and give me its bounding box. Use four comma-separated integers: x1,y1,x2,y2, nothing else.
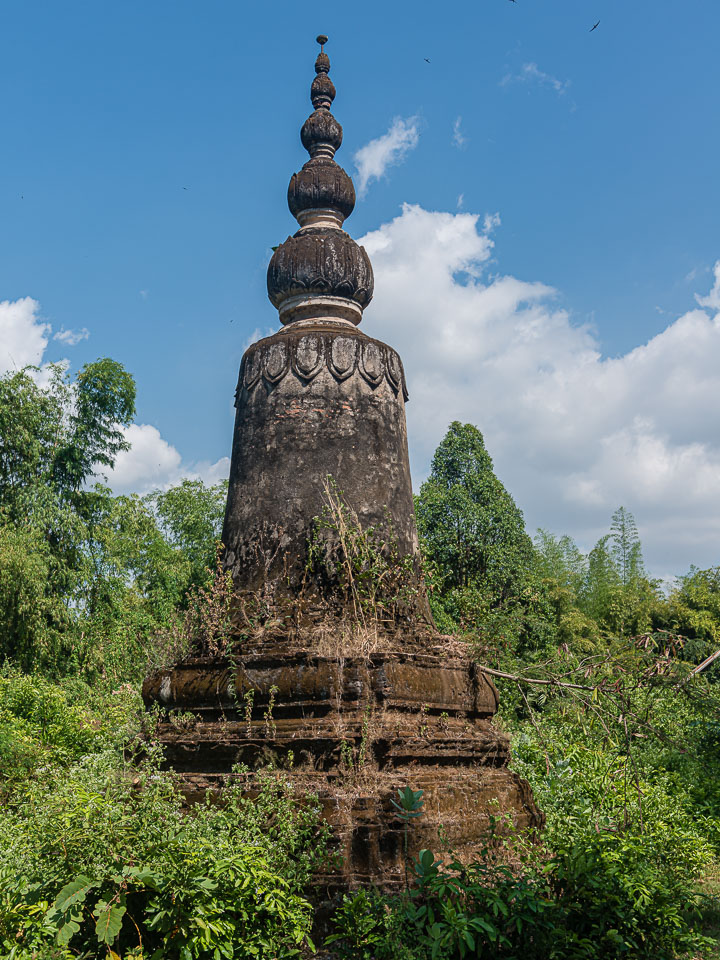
101,424,230,495
102,424,182,491
0,297,51,374
696,260,720,311
502,62,570,96
353,117,420,198
360,206,720,573
0,294,228,497
53,327,90,346
0,299,90,379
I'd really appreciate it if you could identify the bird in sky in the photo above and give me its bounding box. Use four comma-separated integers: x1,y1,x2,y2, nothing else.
508,0,516,4
424,58,430,63
182,186,188,190
590,20,600,31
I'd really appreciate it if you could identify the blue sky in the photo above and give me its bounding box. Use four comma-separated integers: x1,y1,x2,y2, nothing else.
2,0,719,576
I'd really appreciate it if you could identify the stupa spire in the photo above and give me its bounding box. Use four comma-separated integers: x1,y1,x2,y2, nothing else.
267,35,374,326
310,34,334,109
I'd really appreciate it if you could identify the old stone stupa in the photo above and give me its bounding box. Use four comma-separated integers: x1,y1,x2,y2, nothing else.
143,36,541,888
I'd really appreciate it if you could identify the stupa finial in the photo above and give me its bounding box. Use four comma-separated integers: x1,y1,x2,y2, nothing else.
266,36,373,327
311,35,334,110
300,36,340,160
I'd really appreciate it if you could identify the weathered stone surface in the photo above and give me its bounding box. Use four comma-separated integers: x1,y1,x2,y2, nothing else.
288,160,355,225
301,108,343,159
222,321,425,615
143,635,543,888
267,229,373,315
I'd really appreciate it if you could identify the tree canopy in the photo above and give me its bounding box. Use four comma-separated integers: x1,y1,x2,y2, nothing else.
416,422,534,596
0,361,135,518
415,422,550,648
0,362,225,677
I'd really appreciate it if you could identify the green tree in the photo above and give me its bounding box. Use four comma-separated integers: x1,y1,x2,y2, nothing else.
0,362,134,671
609,506,644,587
578,509,661,638
52,358,135,499
0,362,135,519
534,529,587,596
416,423,551,649
0,524,70,670
148,478,227,591
0,362,227,679
581,535,622,627
72,491,192,680
534,530,599,650
665,566,720,664
416,423,534,595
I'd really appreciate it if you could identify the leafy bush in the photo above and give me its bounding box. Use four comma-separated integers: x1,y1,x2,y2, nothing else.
325,888,419,960
0,669,142,800
546,827,710,958
500,636,720,957
326,843,557,960
0,750,328,959
327,835,713,959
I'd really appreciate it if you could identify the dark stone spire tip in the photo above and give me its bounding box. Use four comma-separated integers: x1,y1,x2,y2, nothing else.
266,37,372,325
314,35,331,78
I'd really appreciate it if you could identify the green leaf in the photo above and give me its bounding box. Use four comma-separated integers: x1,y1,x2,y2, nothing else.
53,874,95,911
125,865,161,888
57,918,80,945
93,901,126,944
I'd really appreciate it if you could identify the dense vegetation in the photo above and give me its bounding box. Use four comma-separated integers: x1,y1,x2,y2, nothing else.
0,366,718,958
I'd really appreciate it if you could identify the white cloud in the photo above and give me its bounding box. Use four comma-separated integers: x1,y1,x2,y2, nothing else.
0,297,50,374
353,117,420,198
360,206,720,574
243,325,276,352
53,327,89,346
102,423,230,495
0,295,228,497
0,298,90,380
102,424,182,491
502,62,570,96
452,116,466,149
696,260,720,311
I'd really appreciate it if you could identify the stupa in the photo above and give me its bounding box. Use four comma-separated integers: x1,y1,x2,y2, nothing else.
143,36,541,889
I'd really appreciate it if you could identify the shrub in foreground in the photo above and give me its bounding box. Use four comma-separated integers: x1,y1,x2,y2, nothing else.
0,750,328,959
327,831,713,960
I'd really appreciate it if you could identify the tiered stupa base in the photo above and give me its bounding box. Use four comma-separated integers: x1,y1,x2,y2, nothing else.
142,630,543,888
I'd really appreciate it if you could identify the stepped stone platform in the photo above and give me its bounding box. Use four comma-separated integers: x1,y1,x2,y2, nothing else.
143,630,543,888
